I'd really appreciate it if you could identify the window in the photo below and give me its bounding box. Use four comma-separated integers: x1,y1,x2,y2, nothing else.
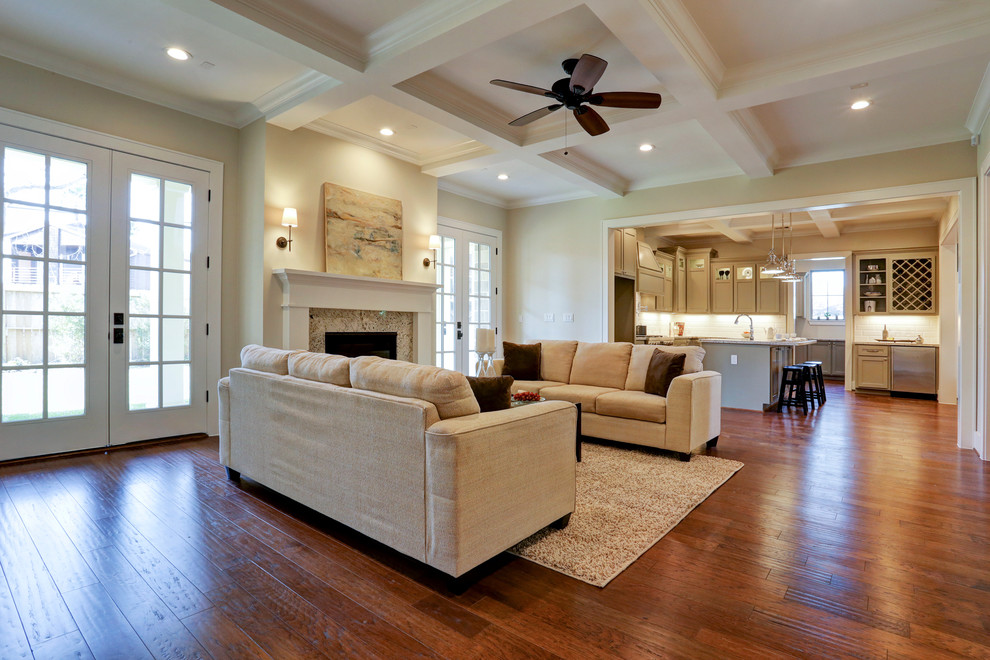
809,269,844,321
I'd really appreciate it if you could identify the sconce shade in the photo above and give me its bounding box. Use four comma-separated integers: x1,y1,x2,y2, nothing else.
428,234,442,250
281,207,298,228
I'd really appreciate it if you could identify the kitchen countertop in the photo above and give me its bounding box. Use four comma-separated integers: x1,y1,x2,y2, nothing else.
699,338,817,346
856,341,939,348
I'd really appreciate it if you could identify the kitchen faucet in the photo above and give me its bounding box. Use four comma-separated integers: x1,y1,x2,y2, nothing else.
734,313,754,340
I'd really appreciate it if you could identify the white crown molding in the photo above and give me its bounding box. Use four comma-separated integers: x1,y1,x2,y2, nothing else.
306,119,422,165
776,129,972,171
420,141,495,170
639,0,725,94
965,61,990,135
234,70,339,127
367,0,506,63
540,151,628,198
626,163,744,193
437,179,508,208
507,189,595,210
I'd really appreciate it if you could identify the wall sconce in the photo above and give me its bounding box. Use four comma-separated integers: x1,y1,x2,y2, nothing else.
423,234,441,268
276,208,298,251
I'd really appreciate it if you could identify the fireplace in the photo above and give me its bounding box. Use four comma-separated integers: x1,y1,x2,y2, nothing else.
325,331,397,359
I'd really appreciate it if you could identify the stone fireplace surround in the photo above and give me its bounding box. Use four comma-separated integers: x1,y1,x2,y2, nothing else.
273,269,439,364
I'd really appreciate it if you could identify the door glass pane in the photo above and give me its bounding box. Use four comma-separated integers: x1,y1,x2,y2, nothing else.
2,369,43,421
129,317,159,362
48,263,85,312
163,181,192,226
2,314,43,365
49,210,87,261
49,158,87,210
48,367,84,417
129,221,160,267
129,174,160,222
129,364,159,410
162,226,191,270
3,148,46,204
162,363,190,407
162,272,189,316
162,318,189,361
48,315,84,365
478,244,490,270
2,203,45,255
3,260,44,310
129,269,159,314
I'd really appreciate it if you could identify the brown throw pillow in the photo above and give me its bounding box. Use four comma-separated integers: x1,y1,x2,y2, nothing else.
644,349,686,396
467,376,514,412
502,342,541,380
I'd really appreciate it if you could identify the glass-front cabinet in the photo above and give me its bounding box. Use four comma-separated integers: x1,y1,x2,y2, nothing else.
855,251,936,315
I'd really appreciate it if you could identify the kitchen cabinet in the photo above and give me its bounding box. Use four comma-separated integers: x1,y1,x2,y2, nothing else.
807,340,845,376
656,251,674,312
711,264,734,313
673,247,686,312
711,259,784,314
734,264,757,313
614,228,638,278
685,248,716,313
855,344,890,389
855,250,937,315
636,242,665,311
757,268,786,314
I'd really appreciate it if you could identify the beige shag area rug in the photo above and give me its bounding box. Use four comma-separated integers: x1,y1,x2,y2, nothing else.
509,443,743,587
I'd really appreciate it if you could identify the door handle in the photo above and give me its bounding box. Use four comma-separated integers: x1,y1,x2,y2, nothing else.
457,329,463,340
113,328,124,344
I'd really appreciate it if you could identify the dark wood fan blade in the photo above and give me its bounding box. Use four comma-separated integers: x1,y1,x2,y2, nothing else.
490,79,555,97
509,104,563,126
569,54,607,94
589,92,662,109
574,106,609,136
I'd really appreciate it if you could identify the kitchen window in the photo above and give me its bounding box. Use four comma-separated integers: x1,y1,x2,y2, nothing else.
809,269,844,321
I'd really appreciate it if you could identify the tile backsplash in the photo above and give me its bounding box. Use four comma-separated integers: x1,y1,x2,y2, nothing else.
854,315,939,344
638,313,788,339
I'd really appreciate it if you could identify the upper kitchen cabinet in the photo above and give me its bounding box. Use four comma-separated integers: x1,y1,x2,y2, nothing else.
673,248,686,313
711,263,734,313
711,259,785,314
757,268,786,314
614,228,638,279
685,248,716,313
855,250,937,315
638,244,675,312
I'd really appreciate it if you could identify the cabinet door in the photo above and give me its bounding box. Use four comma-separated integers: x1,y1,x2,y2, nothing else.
638,270,662,296
613,230,622,275
675,255,687,312
622,228,637,276
711,266,734,313
757,274,781,314
686,260,709,313
794,344,809,364
831,341,845,376
662,276,674,312
808,342,831,369
856,356,889,389
734,264,757,313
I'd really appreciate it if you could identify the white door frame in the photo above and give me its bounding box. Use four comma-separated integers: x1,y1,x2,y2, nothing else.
0,106,224,436
602,177,980,456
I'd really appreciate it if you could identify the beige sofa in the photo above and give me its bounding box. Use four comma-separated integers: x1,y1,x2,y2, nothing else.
218,345,577,578
497,340,721,460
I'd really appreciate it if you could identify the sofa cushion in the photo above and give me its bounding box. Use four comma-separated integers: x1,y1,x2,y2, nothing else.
240,344,304,375
467,376,514,412
502,342,541,380
510,380,565,395
288,352,351,386
568,342,632,389
625,344,706,390
644,350,686,396
595,390,667,423
540,384,619,412
540,340,579,382
349,356,480,419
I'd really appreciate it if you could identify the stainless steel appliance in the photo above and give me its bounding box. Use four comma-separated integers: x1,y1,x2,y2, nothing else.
635,324,647,336
891,346,938,395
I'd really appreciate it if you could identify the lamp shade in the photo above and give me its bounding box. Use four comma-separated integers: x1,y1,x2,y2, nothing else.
475,327,496,353
281,207,298,228
428,234,442,250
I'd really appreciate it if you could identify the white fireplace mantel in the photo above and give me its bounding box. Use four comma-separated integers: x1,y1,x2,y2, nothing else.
273,269,439,363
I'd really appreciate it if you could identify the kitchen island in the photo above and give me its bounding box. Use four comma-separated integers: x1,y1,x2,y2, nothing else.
700,339,817,411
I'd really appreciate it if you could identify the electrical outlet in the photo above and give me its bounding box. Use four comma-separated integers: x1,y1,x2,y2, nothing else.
563,313,574,323
544,312,554,322
730,354,738,365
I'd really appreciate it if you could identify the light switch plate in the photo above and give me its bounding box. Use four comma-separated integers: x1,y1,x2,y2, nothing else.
730,354,738,365
563,313,574,323
544,312,554,322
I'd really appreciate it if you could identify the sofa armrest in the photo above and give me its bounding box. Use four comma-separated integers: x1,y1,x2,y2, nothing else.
665,370,721,454
424,401,576,576
218,377,231,466
493,358,504,375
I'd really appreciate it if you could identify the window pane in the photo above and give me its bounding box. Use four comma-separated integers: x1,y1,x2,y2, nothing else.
48,315,85,365
478,244,490,270
162,272,189,316
3,203,45,257
2,314,43,365
162,363,190,407
129,269,159,314
48,367,85,418
130,221,160,268
162,226,191,271
3,148,46,205
163,181,192,226
49,158,87,210
129,174,160,222
162,318,189,361
3,260,44,310
48,263,85,312
129,364,159,410
129,317,159,362
2,368,43,421
49,210,87,261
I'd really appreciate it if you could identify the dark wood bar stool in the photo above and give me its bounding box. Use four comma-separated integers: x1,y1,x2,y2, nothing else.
802,360,826,405
778,365,809,414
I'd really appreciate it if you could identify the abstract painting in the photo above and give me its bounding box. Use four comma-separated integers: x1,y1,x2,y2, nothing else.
324,182,402,279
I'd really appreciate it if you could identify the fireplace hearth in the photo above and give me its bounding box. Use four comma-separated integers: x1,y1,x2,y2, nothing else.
325,331,398,359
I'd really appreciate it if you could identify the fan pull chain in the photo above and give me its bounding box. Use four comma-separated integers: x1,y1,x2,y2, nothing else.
563,111,568,156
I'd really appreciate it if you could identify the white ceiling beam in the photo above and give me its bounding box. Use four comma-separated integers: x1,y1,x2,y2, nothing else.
695,110,774,178
539,151,626,198
965,60,990,136
706,219,752,243
807,209,841,238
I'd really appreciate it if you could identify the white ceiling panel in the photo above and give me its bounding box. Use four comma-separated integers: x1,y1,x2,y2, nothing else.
441,160,589,208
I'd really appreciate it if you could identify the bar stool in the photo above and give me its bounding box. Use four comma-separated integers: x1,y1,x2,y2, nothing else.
778,365,809,414
801,360,826,406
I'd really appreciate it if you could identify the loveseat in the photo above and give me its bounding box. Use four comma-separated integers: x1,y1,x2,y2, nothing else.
496,340,721,460
218,345,577,578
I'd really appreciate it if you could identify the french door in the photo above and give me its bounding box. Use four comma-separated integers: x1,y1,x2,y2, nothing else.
434,222,500,375
0,127,209,461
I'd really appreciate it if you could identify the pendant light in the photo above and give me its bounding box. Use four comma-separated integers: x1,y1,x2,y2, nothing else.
781,213,803,282
762,212,784,275
773,212,792,278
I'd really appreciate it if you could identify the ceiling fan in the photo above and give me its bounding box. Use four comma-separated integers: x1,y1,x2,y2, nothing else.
490,54,662,137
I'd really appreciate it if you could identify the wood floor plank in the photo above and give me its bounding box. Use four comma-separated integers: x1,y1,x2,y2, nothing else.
0,563,33,659
28,631,93,660
60,583,153,660
181,606,273,660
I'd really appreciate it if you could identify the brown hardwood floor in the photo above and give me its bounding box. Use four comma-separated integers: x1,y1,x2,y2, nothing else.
1,384,987,659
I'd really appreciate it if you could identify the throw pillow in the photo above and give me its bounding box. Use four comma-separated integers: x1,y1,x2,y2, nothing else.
644,349,686,396
467,376,514,412
502,341,541,380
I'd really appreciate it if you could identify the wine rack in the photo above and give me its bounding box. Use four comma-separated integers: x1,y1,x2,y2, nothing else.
891,258,934,312
855,251,937,315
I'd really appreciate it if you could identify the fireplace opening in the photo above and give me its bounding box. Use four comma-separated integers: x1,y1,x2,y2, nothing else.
325,331,398,359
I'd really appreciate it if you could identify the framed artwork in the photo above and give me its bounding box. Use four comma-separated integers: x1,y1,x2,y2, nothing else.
323,182,402,279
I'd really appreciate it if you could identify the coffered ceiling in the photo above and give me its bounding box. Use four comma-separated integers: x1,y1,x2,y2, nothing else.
2,0,989,212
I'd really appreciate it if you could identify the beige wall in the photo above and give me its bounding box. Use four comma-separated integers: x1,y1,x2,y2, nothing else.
438,190,507,232
0,56,246,375
262,125,439,347
235,119,267,368
507,141,975,343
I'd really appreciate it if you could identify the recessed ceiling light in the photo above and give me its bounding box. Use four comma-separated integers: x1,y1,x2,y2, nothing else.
497,173,509,181
166,47,191,61
851,100,870,110
639,143,655,152
379,128,394,136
